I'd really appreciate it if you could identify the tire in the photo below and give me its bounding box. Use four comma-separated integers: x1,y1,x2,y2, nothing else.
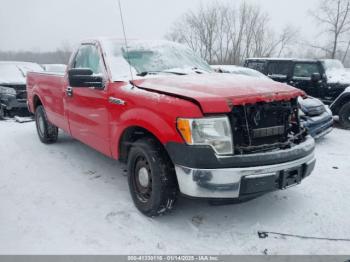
339,102,350,129
35,105,58,144
0,105,5,120
127,138,178,217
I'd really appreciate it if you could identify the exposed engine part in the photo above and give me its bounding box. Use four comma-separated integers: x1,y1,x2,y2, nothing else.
230,99,305,154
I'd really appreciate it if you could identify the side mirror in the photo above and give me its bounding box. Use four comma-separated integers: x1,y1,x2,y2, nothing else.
311,73,321,82
68,68,104,89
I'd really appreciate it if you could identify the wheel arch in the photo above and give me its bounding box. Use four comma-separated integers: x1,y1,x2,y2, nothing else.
111,107,184,162
118,125,170,164
32,94,43,112
331,93,350,115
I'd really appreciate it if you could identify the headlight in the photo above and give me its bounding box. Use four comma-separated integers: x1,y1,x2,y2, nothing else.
177,116,233,155
0,87,16,96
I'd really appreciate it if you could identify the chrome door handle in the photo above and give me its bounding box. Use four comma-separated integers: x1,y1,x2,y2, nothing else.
66,86,73,97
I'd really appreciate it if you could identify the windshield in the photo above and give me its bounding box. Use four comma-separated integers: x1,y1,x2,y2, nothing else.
102,40,212,80
322,59,344,71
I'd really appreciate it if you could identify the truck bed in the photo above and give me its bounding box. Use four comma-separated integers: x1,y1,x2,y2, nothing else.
26,71,68,132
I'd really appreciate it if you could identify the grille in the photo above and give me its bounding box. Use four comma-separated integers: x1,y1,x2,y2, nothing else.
1,84,27,100
253,126,285,138
230,99,301,154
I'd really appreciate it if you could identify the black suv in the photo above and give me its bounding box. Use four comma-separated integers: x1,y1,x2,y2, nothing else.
0,61,43,119
244,58,350,128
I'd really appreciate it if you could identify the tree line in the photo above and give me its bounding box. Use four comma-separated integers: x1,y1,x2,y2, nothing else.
166,0,350,66
0,48,71,65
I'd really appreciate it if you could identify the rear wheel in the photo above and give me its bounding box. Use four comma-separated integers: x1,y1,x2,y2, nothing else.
35,105,58,144
0,105,5,120
339,102,350,129
127,138,178,217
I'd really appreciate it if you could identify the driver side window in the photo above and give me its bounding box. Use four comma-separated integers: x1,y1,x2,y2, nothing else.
293,63,320,78
73,45,103,75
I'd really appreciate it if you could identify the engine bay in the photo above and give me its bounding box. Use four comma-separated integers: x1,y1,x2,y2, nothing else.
230,98,306,154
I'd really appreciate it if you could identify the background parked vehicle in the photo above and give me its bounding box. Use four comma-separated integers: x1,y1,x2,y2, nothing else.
27,38,315,216
42,64,67,73
211,65,268,79
0,61,43,119
244,58,350,128
213,65,334,139
298,96,334,138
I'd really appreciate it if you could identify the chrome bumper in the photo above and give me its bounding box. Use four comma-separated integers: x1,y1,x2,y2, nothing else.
175,152,316,199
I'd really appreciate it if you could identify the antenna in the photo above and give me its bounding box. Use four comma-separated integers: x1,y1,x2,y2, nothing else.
118,0,134,81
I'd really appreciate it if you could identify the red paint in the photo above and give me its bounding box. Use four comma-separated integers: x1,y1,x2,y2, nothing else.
132,73,305,113
27,39,304,160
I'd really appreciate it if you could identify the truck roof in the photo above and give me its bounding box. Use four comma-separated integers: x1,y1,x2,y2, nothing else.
245,58,320,63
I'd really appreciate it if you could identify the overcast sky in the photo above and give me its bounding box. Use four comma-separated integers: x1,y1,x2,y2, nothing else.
0,0,319,52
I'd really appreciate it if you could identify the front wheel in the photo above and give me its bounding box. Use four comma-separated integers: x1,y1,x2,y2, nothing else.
35,105,58,144
127,138,178,217
339,102,350,129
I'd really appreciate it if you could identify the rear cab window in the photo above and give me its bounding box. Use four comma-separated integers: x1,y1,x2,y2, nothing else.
267,61,292,80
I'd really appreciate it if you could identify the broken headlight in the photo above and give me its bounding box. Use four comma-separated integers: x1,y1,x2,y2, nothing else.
177,116,233,155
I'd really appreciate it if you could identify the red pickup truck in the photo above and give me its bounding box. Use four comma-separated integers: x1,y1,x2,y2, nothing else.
27,38,316,217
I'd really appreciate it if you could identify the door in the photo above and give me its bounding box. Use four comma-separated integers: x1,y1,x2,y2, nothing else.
66,44,111,156
266,61,292,83
290,62,323,98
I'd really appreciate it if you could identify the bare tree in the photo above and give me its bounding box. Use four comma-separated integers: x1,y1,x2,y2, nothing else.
166,2,299,65
343,36,350,61
311,0,350,59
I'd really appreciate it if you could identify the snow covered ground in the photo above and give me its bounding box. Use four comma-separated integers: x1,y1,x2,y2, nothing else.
0,120,350,255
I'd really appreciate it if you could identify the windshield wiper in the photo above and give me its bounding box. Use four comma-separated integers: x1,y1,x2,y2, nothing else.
137,71,161,77
137,71,186,77
164,67,207,75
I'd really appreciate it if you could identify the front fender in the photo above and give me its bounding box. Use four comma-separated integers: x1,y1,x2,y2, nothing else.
110,108,184,159
330,86,350,114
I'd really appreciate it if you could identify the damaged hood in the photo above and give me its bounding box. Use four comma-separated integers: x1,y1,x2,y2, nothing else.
132,73,304,113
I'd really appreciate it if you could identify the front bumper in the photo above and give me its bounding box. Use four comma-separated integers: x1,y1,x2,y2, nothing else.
302,111,334,139
1,95,27,110
173,138,316,199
